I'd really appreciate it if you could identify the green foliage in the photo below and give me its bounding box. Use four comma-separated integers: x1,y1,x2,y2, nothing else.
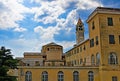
0,66,9,76
0,46,18,81
0,76,17,81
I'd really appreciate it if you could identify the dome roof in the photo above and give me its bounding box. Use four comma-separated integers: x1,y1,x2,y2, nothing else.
44,42,62,47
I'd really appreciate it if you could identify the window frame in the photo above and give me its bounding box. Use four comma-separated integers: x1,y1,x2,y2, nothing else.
25,71,32,81
95,36,99,45
119,35,120,44
91,55,95,65
58,71,64,81
109,35,115,44
108,17,113,26
88,71,94,81
73,71,79,81
83,45,86,50
80,59,83,64
84,58,86,64
77,48,79,53
96,53,100,65
108,53,118,65
80,47,82,52
112,76,117,81
90,39,94,47
42,71,48,81
92,21,95,30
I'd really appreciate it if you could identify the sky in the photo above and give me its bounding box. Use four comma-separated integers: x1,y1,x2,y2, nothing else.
0,0,120,57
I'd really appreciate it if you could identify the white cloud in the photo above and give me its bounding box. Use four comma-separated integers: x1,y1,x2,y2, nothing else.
32,0,102,44
0,37,75,57
31,0,102,32
34,26,60,42
1,38,41,57
32,1,65,24
14,27,27,32
55,9,78,35
57,41,75,52
76,0,103,10
0,0,102,30
0,0,104,57
64,9,78,26
0,0,30,31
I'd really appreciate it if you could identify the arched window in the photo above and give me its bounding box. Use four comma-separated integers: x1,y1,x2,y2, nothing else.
109,53,118,64
73,71,79,81
42,71,48,81
25,71,32,81
88,71,94,81
91,55,95,65
58,71,64,81
96,53,100,65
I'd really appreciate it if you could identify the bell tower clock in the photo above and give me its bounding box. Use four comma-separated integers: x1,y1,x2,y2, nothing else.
76,18,84,44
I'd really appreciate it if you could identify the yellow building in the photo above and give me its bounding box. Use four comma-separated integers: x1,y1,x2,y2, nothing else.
17,7,120,81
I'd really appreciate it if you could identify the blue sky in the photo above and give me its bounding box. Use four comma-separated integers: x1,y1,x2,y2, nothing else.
0,0,120,57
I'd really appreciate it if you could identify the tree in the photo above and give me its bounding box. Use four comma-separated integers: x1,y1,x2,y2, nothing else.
0,46,18,81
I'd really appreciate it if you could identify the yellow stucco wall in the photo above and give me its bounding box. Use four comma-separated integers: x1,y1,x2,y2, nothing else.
18,66,99,81
17,7,120,81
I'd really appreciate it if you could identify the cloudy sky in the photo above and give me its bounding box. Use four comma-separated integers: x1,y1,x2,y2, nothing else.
0,0,120,57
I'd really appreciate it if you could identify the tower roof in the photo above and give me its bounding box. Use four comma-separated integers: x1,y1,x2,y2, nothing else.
77,18,83,26
43,42,62,47
46,42,58,45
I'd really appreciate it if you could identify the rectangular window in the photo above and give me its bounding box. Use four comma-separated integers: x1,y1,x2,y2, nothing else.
47,48,49,51
108,17,113,26
119,35,120,44
72,61,74,66
96,36,99,45
35,61,39,66
80,47,82,52
69,52,71,56
109,35,115,44
74,50,76,54
83,45,86,50
92,21,95,30
84,58,86,64
90,38,94,47
20,69,24,76
74,60,76,65
77,48,79,53
80,59,83,64
112,76,117,81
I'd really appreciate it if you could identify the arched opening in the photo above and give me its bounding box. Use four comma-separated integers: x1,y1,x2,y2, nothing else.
58,71,64,81
73,71,79,81
42,71,48,81
25,71,32,81
91,55,95,65
88,71,94,81
96,53,100,65
109,53,118,64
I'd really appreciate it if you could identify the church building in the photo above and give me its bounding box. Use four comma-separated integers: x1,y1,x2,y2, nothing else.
17,7,120,81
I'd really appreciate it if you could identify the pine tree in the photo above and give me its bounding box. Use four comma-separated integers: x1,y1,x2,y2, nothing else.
0,46,18,81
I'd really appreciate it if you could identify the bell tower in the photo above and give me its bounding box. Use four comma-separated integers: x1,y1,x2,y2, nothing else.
76,18,84,44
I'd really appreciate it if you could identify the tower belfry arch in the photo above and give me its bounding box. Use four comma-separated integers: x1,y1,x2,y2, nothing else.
76,18,84,44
